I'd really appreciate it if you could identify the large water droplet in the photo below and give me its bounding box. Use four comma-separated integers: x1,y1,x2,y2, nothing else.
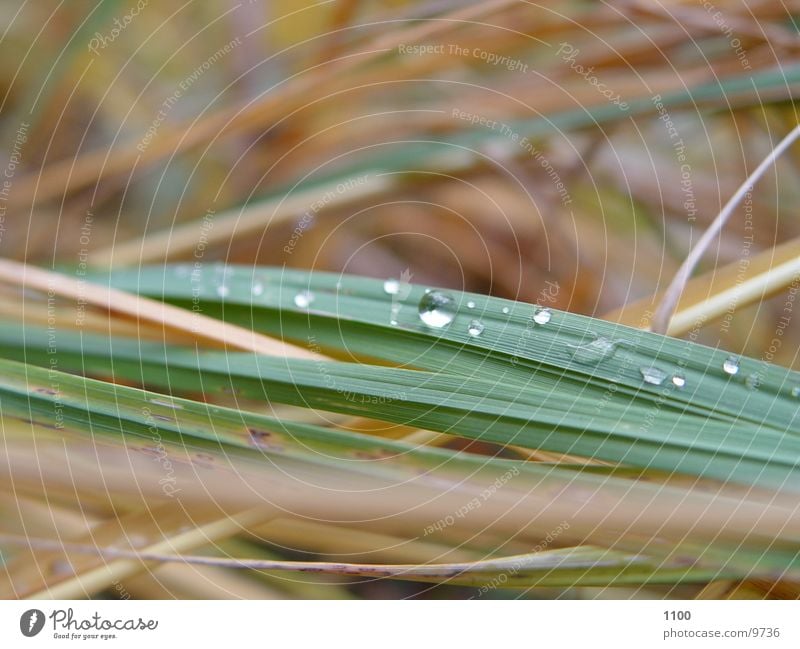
640,366,667,386
672,373,686,388
501,306,510,315
418,291,457,328
567,337,619,365
467,301,476,309
533,307,552,325
467,320,485,337
383,279,400,295
722,356,740,376
294,290,315,308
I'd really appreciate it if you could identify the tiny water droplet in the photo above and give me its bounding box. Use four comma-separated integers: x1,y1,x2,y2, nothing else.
533,307,552,325
672,373,686,388
467,320,485,336
567,337,619,365
418,291,456,328
745,373,762,390
294,290,315,308
251,282,264,296
383,279,400,295
722,356,740,376
502,307,510,315
467,301,476,309
640,366,667,386
792,386,800,398
216,285,230,298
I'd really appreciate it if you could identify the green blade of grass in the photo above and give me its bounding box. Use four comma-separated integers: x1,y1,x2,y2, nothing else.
2,321,799,490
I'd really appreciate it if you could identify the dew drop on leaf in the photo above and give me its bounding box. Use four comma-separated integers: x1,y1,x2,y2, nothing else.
640,366,667,386
722,356,740,375
567,337,618,365
745,373,762,390
294,290,315,308
383,279,400,295
467,320,485,336
418,291,456,328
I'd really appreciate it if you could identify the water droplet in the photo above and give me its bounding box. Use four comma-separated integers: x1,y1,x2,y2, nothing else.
251,282,264,296
383,279,400,295
294,290,314,309
502,307,510,315
792,386,800,398
722,356,740,376
640,366,667,386
418,291,457,328
745,373,762,390
533,307,552,325
567,337,619,365
216,285,230,298
467,320,485,337
671,373,686,388
467,301,476,309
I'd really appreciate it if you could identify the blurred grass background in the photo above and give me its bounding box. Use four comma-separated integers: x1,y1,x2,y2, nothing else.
1,0,799,599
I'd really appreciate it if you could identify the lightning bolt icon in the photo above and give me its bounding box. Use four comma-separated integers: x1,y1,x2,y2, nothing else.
28,611,38,632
